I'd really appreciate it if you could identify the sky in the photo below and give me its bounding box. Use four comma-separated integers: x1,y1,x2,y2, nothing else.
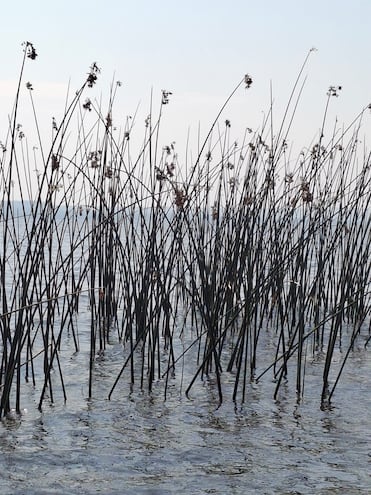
1,0,371,198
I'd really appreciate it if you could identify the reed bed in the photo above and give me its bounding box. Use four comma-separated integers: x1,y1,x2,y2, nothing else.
0,43,370,417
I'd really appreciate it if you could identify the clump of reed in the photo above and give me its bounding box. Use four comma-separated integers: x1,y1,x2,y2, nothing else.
0,44,369,418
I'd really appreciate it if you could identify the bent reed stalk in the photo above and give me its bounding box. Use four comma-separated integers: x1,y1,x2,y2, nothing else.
0,44,370,418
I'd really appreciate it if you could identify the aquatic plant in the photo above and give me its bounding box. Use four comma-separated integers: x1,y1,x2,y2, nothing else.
0,44,369,418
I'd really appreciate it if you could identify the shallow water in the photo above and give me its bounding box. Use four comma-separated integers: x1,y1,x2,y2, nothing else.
0,332,370,495
0,208,370,494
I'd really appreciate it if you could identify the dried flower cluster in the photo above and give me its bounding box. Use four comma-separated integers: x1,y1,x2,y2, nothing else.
23,41,38,60
88,150,102,168
327,85,342,97
244,74,253,89
83,98,92,111
161,90,173,105
48,184,62,193
87,62,100,88
311,143,326,159
166,162,175,177
174,187,187,209
285,172,294,184
154,143,178,182
300,179,313,203
155,167,166,181
155,162,176,181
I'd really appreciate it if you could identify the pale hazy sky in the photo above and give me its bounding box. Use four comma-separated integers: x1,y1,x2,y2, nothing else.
1,0,371,189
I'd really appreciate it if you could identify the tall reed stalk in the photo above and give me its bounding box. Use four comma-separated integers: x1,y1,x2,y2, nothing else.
0,44,369,417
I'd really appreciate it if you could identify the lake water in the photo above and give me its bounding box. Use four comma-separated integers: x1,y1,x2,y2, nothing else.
0,317,370,495
0,204,370,494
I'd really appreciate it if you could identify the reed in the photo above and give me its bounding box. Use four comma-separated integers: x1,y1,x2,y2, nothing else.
0,43,369,417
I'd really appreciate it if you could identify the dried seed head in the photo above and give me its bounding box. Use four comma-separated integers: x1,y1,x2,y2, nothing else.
48,184,62,193
83,98,92,111
87,62,100,88
155,167,166,181
23,41,38,60
327,85,342,97
166,163,175,177
174,187,187,209
285,172,294,184
244,73,253,88
302,190,313,203
161,90,173,105
89,150,101,168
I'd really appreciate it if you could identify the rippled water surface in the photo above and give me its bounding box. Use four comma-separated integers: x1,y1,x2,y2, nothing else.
0,329,370,495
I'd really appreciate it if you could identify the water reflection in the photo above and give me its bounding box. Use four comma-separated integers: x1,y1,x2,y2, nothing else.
0,344,370,494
